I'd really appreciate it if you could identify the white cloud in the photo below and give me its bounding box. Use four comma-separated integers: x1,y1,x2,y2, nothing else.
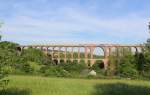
1,7,149,44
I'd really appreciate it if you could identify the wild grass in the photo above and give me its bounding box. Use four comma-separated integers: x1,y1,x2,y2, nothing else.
1,75,150,95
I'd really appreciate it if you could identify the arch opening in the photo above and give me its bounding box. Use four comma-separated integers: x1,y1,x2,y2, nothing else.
53,47,59,59
73,47,79,60
94,60,105,69
110,47,118,56
66,47,72,60
45,47,52,60
80,47,85,59
53,59,58,65
17,47,22,51
60,47,65,59
93,47,105,59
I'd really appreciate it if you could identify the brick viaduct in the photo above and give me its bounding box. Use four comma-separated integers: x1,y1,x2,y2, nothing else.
19,44,143,69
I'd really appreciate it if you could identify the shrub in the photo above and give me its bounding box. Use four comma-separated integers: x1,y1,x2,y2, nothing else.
44,66,71,77
1,66,15,74
21,48,52,65
80,60,85,64
106,56,119,77
91,60,105,75
41,61,88,78
59,62,87,74
39,65,50,74
20,62,41,74
0,67,5,81
118,55,138,78
0,41,19,88
22,63,34,74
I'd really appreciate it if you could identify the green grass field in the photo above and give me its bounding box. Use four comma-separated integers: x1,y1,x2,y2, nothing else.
1,75,150,95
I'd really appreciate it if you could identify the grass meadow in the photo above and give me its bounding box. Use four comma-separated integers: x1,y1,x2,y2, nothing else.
0,75,150,95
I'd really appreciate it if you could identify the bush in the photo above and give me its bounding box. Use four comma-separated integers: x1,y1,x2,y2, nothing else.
41,61,88,78
20,62,41,74
59,61,87,74
119,63,138,78
0,41,19,50
118,55,138,78
44,66,71,77
22,63,34,74
91,60,105,75
106,56,119,77
0,41,19,88
142,38,150,78
39,65,50,74
21,48,52,65
0,68,5,80
1,66,15,74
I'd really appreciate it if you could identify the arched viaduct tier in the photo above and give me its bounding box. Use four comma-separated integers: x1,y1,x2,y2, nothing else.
18,44,144,69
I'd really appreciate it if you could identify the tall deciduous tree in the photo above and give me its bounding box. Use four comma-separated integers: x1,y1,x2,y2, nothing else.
0,22,3,41
142,22,150,78
0,22,2,76
0,22,2,41
0,41,19,79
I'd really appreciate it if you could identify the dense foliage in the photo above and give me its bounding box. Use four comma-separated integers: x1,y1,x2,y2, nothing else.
0,41,88,78
0,37,150,79
143,38,150,78
0,23,8,87
106,39,150,79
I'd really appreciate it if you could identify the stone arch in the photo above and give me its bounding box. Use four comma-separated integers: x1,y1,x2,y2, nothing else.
60,47,65,59
73,59,78,64
17,47,22,51
60,59,65,63
131,47,137,54
73,47,78,60
84,46,91,64
119,47,131,56
136,47,142,53
47,47,53,54
86,47,91,59
53,47,62,64
94,60,105,69
42,47,48,54
102,58,109,70
79,47,85,63
115,47,124,56
109,47,118,56
53,47,59,59
42,47,47,51
66,47,72,60
93,47,105,59
80,47,85,59
23,46,28,49
53,59,58,65
36,46,42,50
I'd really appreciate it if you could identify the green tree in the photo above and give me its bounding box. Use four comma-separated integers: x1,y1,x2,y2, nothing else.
143,38,150,78
0,41,20,72
0,22,3,41
134,52,145,75
0,23,4,81
107,55,119,77
0,42,20,88
118,53,138,78
107,48,138,78
21,47,52,65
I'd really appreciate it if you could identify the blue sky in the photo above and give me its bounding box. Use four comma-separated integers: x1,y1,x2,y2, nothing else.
0,0,150,45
